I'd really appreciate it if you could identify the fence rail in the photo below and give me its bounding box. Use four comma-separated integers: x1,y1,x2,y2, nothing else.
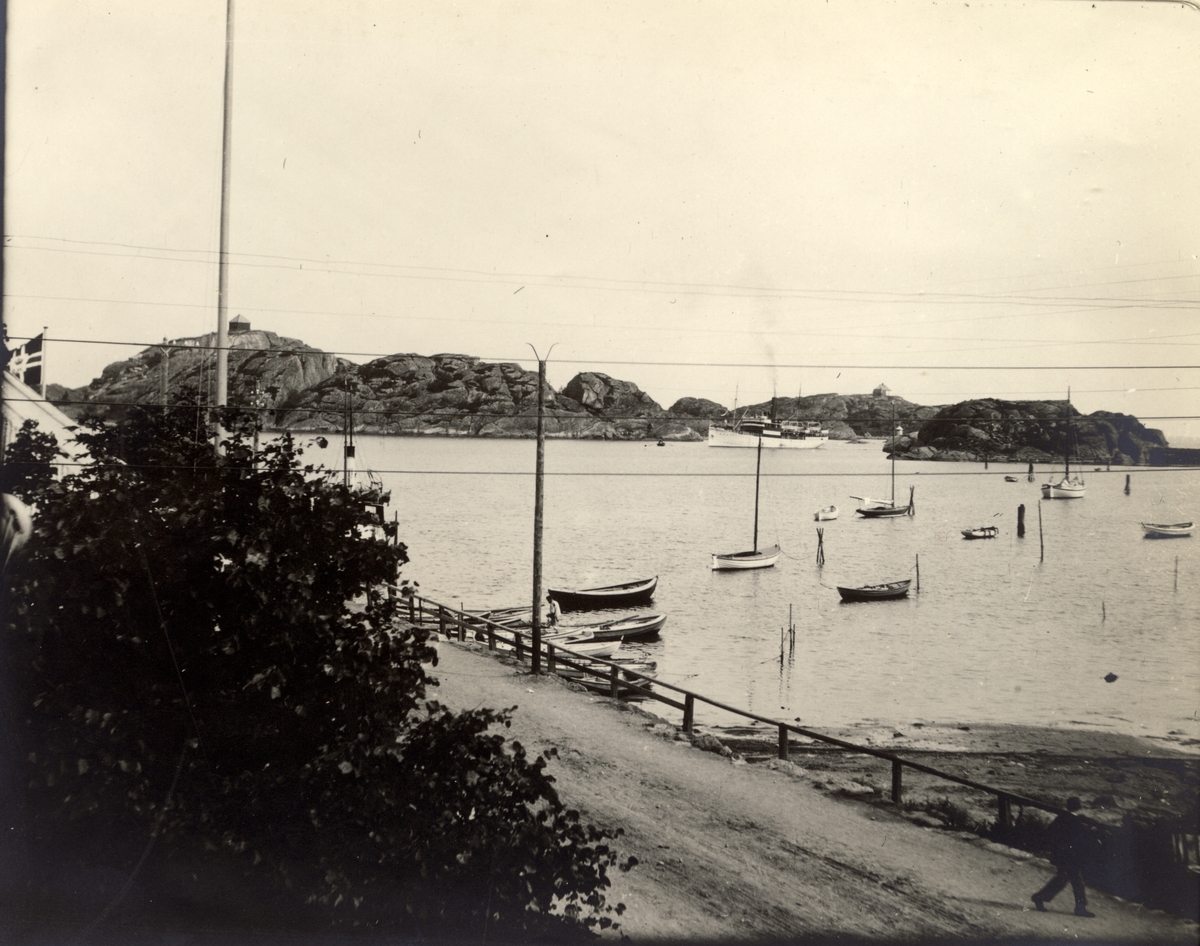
391,589,1199,918
396,592,1078,831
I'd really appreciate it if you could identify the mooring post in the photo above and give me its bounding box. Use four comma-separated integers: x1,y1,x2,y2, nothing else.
1038,501,1044,562
1125,474,1131,495
683,694,695,734
891,760,903,803
778,724,789,761
815,527,824,566
610,664,619,699
996,795,1011,837
1017,504,1025,537
915,553,920,592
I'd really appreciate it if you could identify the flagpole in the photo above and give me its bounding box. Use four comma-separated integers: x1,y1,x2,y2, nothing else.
215,0,235,410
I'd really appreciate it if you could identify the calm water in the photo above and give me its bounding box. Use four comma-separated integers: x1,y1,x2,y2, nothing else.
342,436,1200,743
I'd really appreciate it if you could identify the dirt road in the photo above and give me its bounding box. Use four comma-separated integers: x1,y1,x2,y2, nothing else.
432,638,1198,943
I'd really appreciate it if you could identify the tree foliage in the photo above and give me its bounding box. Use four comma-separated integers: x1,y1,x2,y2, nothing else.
0,418,64,500
5,399,632,937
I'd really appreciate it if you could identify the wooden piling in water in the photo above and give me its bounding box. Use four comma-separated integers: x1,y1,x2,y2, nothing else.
1038,501,1044,562
1125,474,1131,495
1017,504,1025,537
915,554,920,592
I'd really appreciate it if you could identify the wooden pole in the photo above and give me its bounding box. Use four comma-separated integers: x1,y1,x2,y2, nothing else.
752,433,763,551
530,352,547,675
1038,501,1044,562
1017,504,1025,538
778,724,789,761
683,694,695,734
891,760,903,803
915,554,920,593
1125,474,1131,495
215,0,235,410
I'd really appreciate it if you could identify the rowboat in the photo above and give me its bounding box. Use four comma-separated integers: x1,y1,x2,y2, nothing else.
1141,521,1193,538
813,505,839,521
547,576,657,611
836,579,912,602
568,613,667,643
962,526,999,539
1004,475,1019,483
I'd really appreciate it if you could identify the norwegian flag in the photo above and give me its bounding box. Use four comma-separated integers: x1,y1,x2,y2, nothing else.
6,333,44,390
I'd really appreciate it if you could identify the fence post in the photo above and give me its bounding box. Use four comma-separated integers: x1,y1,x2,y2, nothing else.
547,643,556,673
487,626,496,652
514,631,523,661
438,607,446,638
407,595,414,622
996,794,1011,837
610,665,619,699
891,760,903,803
683,695,695,734
778,725,789,761
457,611,466,642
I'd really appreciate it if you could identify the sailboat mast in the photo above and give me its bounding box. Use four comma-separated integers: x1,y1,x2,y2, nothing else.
1064,388,1071,479
890,404,896,504
753,433,763,552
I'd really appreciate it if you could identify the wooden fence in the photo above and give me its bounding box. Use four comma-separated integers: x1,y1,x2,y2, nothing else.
393,590,1199,918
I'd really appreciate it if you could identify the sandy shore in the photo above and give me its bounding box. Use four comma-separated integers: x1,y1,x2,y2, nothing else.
431,636,1199,943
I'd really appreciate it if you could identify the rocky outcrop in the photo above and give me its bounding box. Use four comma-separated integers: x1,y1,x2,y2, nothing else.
891,399,1167,465
50,330,344,422
45,335,1167,454
275,357,705,441
707,394,942,440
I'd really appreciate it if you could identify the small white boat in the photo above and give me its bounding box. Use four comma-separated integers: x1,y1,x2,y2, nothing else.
962,525,999,540
712,544,781,570
1141,521,1193,538
814,505,839,521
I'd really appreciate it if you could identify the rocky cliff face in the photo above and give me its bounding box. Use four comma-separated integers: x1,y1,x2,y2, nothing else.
890,398,1167,465
275,357,705,441
50,330,344,421
45,335,1167,459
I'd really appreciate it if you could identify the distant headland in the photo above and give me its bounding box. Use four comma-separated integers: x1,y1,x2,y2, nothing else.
46,328,1182,465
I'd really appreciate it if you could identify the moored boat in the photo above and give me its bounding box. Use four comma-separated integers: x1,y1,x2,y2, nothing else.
836,579,912,602
1140,521,1193,538
1004,475,1019,483
548,576,657,611
962,526,999,539
813,504,839,521
569,612,667,643
1042,390,1086,500
712,430,780,570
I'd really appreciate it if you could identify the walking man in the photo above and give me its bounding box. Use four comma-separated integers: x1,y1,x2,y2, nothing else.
1031,797,1096,917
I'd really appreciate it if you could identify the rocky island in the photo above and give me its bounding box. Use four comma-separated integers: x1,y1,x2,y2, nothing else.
47,328,1176,463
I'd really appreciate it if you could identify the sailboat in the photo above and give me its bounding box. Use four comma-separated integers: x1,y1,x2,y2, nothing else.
1041,391,1086,500
853,407,914,518
711,432,781,569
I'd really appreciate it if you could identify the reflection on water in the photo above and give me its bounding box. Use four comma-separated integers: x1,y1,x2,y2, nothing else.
342,435,1200,741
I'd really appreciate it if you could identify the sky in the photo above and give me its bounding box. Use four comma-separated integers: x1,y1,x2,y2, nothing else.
5,1,1199,440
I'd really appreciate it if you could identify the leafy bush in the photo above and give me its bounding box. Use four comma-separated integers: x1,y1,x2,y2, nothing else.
4,400,632,937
